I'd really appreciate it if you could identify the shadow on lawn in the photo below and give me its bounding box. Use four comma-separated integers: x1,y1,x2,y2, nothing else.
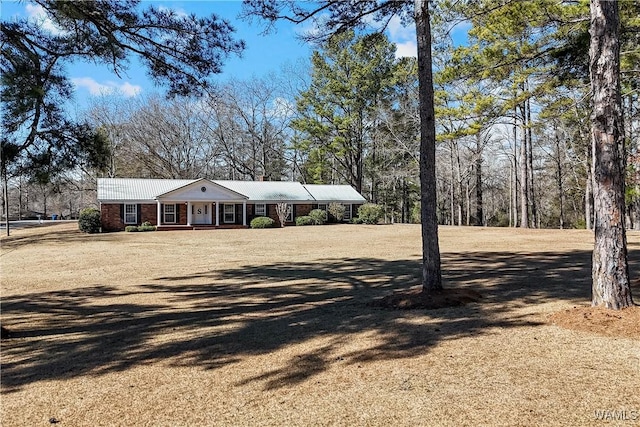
1,249,638,392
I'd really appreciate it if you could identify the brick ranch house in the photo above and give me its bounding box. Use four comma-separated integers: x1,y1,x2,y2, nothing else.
97,178,366,231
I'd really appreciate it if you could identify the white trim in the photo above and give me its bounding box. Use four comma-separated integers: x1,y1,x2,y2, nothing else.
317,203,327,211
164,204,176,224
243,201,247,226
255,203,266,216
187,201,192,226
215,202,220,226
157,202,161,227
223,204,235,223
124,203,137,224
285,204,293,222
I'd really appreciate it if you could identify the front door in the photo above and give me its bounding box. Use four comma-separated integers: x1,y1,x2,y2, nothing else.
192,203,211,225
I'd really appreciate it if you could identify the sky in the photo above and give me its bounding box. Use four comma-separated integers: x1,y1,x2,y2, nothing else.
1,0,423,105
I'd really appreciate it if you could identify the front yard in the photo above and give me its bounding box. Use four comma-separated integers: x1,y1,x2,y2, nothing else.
1,223,638,426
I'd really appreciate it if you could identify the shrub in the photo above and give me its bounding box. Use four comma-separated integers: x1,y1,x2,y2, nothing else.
125,225,139,232
78,207,101,233
356,203,384,224
250,216,275,229
137,221,156,232
350,217,364,224
295,216,314,226
308,209,328,225
328,202,345,222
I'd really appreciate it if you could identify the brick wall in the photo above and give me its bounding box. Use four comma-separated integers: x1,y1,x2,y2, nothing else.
101,204,123,232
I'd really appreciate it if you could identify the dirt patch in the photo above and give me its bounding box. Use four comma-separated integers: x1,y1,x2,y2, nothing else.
550,304,640,339
371,285,482,309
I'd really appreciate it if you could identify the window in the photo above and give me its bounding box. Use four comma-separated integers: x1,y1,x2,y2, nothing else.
224,204,235,223
255,203,266,216
164,204,176,223
285,204,293,222
318,204,327,211
124,204,137,224
343,204,352,220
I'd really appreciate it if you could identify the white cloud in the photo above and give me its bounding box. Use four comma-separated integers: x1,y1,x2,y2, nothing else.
395,41,417,59
383,15,416,59
386,15,415,41
25,3,66,35
157,5,189,19
72,77,142,98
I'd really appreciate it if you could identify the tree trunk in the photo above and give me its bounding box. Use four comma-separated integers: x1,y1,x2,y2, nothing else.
526,96,537,228
449,141,455,225
589,0,632,309
554,123,565,229
519,104,529,228
475,133,483,226
512,112,519,227
415,0,442,292
586,160,594,230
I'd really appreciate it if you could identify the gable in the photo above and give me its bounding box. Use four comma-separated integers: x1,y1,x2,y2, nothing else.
157,179,247,202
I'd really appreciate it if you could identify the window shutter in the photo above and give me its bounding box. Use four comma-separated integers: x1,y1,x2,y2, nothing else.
160,204,164,224
120,204,124,222
137,204,142,224
175,204,180,223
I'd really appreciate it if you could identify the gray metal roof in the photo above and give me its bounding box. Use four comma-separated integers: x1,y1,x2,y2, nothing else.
97,178,367,203
97,178,196,201
214,180,315,202
303,184,367,203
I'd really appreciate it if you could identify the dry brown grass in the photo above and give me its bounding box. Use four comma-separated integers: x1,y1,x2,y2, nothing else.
1,223,639,427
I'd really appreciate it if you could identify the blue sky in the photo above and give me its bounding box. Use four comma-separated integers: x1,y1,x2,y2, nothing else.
1,1,422,103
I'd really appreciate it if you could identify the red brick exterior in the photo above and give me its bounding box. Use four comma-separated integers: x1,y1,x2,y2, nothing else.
100,202,354,231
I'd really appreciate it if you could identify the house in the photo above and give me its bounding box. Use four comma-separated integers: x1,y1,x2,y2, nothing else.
97,178,367,231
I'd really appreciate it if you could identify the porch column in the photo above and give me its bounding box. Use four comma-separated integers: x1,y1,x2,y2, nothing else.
242,201,247,226
215,202,220,226
156,201,161,227
187,201,192,226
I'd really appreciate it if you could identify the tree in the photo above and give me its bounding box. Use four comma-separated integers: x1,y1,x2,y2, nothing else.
1,0,244,234
243,0,443,293
293,30,396,194
589,0,633,309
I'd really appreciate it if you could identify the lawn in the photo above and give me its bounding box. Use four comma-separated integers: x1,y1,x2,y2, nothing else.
1,223,639,426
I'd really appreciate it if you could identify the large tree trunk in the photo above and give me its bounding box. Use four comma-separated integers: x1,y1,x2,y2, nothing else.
415,0,442,292
512,112,519,227
589,0,633,309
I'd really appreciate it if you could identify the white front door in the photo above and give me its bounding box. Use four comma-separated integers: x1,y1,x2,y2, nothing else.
192,203,211,225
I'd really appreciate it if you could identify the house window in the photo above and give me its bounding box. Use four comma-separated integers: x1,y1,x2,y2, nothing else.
343,204,352,221
164,204,176,223
124,204,137,224
285,204,293,222
318,204,327,211
255,203,266,216
224,204,235,223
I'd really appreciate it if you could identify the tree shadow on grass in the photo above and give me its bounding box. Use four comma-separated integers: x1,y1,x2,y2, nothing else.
1,249,638,392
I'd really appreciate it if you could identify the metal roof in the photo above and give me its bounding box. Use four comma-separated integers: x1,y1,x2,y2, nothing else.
302,184,367,203
97,178,196,201
97,178,367,203
214,180,315,202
